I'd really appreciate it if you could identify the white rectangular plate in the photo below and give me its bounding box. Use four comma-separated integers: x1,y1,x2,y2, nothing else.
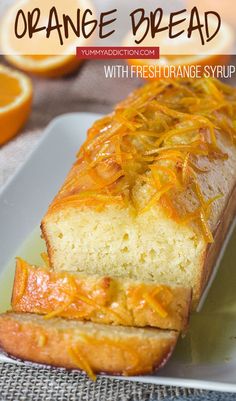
0,112,236,392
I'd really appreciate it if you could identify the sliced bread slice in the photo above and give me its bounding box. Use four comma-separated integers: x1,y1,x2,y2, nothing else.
12,258,191,331
0,312,178,379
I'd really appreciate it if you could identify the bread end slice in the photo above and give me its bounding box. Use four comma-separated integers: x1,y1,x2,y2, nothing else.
0,312,178,379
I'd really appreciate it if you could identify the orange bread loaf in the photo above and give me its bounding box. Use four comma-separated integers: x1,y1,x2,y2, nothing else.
41,78,236,307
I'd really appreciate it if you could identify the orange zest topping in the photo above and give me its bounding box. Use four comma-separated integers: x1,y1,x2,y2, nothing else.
41,252,50,268
140,184,174,214
37,333,47,347
151,165,180,186
144,292,168,318
81,335,140,375
14,258,28,304
44,276,77,319
50,193,123,213
49,78,236,243
182,153,191,184
44,275,130,325
199,209,214,244
68,346,96,381
63,289,130,325
130,284,173,319
43,298,75,320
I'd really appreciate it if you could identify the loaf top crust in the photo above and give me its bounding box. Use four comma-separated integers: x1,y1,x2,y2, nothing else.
46,78,236,243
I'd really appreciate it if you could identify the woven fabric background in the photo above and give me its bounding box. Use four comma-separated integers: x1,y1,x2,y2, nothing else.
0,58,236,400
0,363,235,401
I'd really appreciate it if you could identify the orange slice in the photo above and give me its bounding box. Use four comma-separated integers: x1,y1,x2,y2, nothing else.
123,15,234,79
186,0,235,27
0,0,94,78
0,64,32,145
2,55,82,79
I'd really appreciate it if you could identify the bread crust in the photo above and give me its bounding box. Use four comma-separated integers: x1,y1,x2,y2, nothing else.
12,260,191,331
0,313,178,378
196,182,236,306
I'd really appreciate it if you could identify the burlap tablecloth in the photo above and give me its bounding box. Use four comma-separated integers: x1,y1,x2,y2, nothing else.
1,59,236,400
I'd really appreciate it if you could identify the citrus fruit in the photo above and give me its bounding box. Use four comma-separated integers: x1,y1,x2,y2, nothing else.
0,0,94,78
0,64,32,145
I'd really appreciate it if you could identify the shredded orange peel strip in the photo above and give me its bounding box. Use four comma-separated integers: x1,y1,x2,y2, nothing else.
41,252,50,268
50,78,236,243
143,285,174,319
68,345,97,381
14,257,28,305
68,333,141,380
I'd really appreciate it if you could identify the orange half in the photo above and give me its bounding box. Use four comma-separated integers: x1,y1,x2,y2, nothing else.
0,0,94,78
0,64,32,145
